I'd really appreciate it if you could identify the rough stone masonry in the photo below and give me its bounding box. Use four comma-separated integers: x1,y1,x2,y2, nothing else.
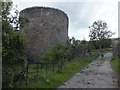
20,6,69,62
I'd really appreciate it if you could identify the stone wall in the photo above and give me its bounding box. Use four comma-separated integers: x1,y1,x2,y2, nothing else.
20,6,69,62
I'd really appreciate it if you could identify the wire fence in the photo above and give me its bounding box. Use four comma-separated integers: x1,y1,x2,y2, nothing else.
19,52,100,88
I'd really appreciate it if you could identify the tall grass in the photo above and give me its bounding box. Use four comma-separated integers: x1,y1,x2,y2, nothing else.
21,56,92,88
110,57,120,74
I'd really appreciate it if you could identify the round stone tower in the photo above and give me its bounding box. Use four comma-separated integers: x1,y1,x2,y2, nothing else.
20,6,69,62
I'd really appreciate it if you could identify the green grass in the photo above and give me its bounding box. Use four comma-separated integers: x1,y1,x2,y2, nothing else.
21,56,92,88
110,57,120,74
92,48,111,55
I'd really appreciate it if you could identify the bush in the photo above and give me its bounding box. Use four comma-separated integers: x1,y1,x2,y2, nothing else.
41,43,72,63
2,31,27,88
2,2,27,88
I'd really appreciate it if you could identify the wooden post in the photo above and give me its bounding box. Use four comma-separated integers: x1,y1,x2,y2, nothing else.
36,64,38,76
57,62,59,71
25,60,28,87
45,63,47,75
53,63,54,72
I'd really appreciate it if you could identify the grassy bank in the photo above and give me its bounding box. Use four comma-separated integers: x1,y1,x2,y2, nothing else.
110,57,120,74
21,56,93,88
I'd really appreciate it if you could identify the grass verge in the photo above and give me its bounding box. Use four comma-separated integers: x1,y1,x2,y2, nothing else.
22,56,92,88
110,57,120,74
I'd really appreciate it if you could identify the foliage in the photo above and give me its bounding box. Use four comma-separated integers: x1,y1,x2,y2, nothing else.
87,41,96,51
80,39,87,45
68,36,80,46
113,39,120,58
2,2,27,88
98,39,112,48
41,43,73,63
111,39,120,87
24,56,92,88
110,38,120,77
88,39,112,49
3,31,26,66
89,20,114,52
110,58,119,74
89,20,114,41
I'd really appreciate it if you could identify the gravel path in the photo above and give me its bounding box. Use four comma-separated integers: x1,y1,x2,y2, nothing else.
59,53,118,88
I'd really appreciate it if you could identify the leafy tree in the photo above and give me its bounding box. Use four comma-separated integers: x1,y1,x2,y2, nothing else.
67,37,81,58
89,20,114,51
68,37,80,46
89,20,114,41
41,43,73,72
2,1,26,88
81,39,87,45
87,41,95,51
41,43,72,63
98,39,112,48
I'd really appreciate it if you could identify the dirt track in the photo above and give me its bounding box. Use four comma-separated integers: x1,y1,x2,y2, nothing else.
59,53,118,88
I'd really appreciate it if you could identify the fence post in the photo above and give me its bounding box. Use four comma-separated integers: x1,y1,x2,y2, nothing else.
45,63,47,75
36,63,39,76
41,63,43,69
53,63,54,72
25,61,28,87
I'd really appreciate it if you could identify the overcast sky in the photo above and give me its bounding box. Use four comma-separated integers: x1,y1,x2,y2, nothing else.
12,0,119,41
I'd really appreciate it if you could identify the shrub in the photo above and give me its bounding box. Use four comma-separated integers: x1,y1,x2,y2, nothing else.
41,43,72,63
